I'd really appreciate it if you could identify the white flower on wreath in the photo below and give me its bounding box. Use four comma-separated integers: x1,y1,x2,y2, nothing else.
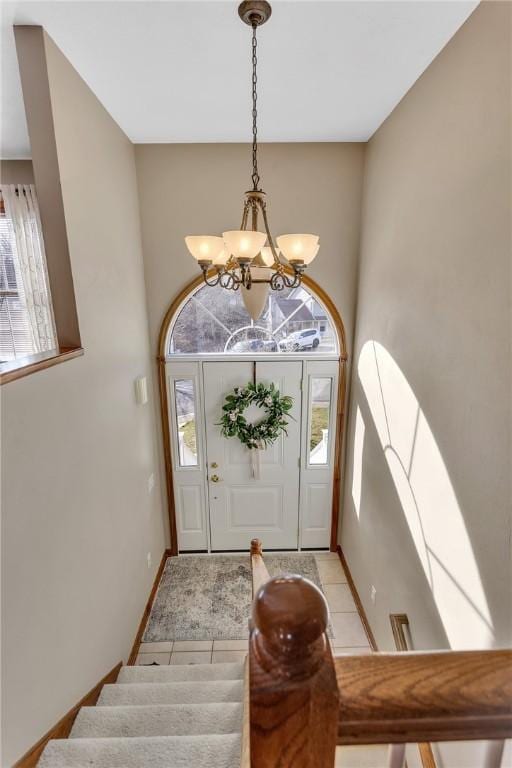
264,395,273,406
229,411,238,422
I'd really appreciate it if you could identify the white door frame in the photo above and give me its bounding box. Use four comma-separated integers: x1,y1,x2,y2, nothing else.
165,354,340,553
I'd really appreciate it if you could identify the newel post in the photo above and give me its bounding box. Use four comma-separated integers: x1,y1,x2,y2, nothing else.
249,575,339,767
251,538,263,556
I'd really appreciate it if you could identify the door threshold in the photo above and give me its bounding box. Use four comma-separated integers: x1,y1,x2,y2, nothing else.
177,548,330,555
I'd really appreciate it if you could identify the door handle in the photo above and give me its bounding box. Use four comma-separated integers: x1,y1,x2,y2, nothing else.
210,474,221,483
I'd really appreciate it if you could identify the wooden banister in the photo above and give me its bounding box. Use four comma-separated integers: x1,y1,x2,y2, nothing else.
244,538,271,768
246,543,510,767
335,649,512,745
249,574,339,767
250,538,270,597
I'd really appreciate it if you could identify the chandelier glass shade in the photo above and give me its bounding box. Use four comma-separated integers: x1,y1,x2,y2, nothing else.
184,0,319,320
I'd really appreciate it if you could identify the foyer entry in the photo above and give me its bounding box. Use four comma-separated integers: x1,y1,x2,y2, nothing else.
166,357,339,552
159,275,347,554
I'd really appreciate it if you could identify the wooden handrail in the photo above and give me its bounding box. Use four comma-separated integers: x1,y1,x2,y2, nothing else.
250,538,270,597
249,573,339,767
246,543,511,767
335,649,512,745
243,538,271,768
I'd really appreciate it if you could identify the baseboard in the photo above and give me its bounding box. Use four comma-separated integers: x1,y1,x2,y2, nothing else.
336,545,378,651
127,547,172,665
13,661,122,768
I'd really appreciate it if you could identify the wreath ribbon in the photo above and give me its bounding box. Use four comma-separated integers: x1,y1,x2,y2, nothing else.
250,439,265,479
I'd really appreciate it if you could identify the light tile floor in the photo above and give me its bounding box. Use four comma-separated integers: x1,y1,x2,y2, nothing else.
136,552,372,665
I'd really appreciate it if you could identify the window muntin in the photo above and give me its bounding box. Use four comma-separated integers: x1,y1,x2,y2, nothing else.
174,378,198,467
168,283,338,356
308,377,333,466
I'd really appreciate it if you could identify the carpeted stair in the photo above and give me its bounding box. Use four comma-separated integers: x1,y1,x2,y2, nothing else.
38,662,245,768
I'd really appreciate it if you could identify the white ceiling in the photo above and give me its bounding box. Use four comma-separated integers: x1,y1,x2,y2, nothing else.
1,0,478,158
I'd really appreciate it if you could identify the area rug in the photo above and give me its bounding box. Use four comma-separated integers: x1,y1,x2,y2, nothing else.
143,553,330,641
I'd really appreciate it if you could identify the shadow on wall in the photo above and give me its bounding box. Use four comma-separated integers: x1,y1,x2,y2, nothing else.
352,340,494,650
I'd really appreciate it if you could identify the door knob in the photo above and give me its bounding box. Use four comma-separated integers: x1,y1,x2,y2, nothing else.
210,474,220,483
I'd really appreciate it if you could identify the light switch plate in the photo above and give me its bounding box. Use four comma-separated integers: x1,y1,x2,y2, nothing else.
134,376,148,405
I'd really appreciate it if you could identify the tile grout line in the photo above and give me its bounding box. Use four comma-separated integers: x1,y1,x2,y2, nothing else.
315,554,371,651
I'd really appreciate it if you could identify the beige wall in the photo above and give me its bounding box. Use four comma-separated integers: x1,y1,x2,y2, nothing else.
135,143,365,355
135,143,365,549
1,31,166,764
0,159,34,184
341,0,510,667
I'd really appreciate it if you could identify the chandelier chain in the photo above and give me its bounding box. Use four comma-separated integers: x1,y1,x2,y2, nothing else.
251,22,260,191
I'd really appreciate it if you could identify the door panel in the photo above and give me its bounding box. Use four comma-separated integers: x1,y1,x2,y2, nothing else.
204,361,302,550
228,487,284,528
178,486,204,532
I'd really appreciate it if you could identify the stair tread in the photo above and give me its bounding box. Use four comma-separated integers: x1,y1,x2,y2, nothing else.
71,702,243,738
118,661,244,684
38,734,241,768
98,679,244,706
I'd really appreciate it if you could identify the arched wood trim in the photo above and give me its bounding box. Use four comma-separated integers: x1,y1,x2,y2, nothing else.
157,271,348,556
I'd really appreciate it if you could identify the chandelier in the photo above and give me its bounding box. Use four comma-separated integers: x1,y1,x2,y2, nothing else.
185,0,319,321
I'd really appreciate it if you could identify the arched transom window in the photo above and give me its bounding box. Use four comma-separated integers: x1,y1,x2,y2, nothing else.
168,283,339,356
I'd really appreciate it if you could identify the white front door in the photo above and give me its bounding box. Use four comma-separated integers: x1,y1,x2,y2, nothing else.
203,361,302,550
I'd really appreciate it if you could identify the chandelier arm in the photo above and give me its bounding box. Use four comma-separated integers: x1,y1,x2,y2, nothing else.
251,199,258,231
288,274,301,289
200,266,223,287
240,199,251,230
269,272,285,291
220,270,241,290
258,199,283,268
269,269,302,291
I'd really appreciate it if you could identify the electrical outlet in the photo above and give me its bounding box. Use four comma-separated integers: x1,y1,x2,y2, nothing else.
148,473,155,493
147,552,152,570
370,585,377,604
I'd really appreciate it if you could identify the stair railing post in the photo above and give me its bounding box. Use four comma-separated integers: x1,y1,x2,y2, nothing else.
250,538,263,556
249,574,339,768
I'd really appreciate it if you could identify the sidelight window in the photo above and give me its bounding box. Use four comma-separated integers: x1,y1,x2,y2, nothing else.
173,378,198,467
308,377,333,466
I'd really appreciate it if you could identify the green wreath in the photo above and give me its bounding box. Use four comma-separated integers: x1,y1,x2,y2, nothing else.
218,382,293,450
